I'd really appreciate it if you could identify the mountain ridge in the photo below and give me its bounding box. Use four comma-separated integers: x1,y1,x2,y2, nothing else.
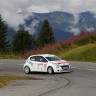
8,11,96,41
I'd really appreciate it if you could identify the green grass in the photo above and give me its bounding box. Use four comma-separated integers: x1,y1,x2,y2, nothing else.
0,75,39,88
1,43,95,62
0,75,25,88
53,43,96,62
0,54,22,59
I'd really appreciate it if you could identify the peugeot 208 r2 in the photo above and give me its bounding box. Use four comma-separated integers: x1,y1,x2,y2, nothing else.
23,54,71,74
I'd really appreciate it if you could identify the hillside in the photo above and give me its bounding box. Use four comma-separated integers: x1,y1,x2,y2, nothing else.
21,32,96,62
55,43,96,62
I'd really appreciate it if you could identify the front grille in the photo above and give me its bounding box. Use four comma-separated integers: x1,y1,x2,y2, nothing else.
61,65,69,70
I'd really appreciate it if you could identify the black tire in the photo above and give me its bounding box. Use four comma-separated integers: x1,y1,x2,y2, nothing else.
47,67,54,75
24,66,31,74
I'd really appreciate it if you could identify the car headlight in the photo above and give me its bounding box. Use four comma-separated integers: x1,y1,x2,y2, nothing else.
52,62,60,68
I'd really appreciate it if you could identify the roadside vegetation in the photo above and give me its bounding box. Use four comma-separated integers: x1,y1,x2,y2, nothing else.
55,43,96,62
0,75,39,88
21,32,96,62
0,75,25,88
0,32,96,62
0,54,22,59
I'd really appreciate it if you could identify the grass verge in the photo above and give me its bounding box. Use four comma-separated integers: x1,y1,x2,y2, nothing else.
0,75,38,88
0,54,22,59
59,43,96,62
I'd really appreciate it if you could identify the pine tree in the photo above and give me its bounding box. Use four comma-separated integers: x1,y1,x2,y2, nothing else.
12,29,36,54
0,14,9,53
37,19,55,47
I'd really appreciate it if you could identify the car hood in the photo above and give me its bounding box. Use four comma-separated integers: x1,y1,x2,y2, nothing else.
49,60,69,65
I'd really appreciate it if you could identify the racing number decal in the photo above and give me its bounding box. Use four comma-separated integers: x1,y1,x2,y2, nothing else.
37,63,43,70
38,63,43,66
37,63,47,70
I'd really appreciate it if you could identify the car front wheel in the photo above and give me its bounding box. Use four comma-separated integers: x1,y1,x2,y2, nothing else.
24,66,30,74
47,67,54,75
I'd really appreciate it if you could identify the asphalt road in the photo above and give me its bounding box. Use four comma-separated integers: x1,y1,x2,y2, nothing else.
0,59,96,96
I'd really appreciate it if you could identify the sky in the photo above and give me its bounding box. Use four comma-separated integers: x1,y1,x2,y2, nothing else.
0,0,96,29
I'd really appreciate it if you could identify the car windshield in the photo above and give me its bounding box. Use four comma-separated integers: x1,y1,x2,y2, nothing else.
46,56,62,61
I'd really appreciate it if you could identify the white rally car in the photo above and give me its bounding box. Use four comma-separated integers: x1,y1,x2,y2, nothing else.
23,54,71,74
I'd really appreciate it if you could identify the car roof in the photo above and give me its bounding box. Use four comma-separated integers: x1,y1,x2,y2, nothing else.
29,54,55,58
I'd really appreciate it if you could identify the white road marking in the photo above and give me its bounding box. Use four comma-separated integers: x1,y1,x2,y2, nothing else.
0,63,3,64
88,69,96,71
72,67,96,72
0,63,23,65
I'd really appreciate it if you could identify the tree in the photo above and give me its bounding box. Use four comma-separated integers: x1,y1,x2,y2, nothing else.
37,19,55,47
0,14,9,53
12,29,36,54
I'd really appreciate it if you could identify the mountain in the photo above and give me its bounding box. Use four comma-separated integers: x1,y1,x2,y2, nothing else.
76,11,96,32
8,11,96,41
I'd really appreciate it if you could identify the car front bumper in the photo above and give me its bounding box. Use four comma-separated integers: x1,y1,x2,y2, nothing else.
53,65,71,73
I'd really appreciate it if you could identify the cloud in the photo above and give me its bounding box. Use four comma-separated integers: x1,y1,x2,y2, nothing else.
16,9,23,14
70,28,80,35
86,28,95,32
2,10,25,30
73,14,80,25
0,0,96,29
27,5,61,13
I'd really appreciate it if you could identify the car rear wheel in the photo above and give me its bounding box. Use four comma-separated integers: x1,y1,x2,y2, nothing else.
47,67,54,75
24,66,30,74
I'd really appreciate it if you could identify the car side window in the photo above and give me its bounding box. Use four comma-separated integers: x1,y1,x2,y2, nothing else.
35,56,48,62
30,56,35,61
